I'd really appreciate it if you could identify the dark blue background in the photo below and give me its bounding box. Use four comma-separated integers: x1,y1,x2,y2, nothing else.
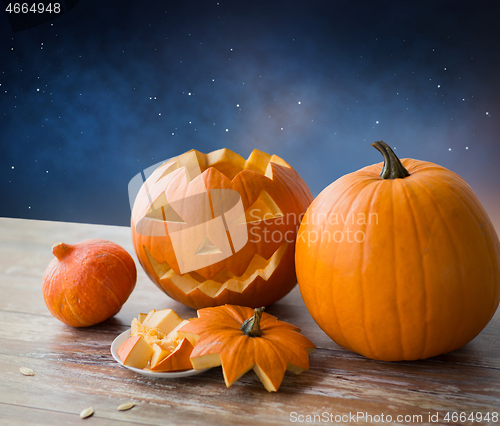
1,0,499,230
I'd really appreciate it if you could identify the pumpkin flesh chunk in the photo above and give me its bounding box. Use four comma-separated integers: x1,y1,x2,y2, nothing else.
190,353,221,370
150,337,194,372
117,336,154,369
129,310,194,372
141,309,183,335
144,243,288,297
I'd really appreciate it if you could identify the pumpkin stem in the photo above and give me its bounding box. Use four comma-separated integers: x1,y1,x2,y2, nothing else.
371,141,410,179
52,242,73,260
241,307,265,337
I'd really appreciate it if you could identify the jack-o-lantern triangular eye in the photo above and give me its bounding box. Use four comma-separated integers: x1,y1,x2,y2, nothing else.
145,193,185,223
234,191,284,224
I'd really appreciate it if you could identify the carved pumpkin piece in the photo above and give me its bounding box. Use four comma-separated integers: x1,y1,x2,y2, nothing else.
131,148,312,309
178,305,316,392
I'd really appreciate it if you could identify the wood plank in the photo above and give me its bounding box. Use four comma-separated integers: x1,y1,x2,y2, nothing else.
3,348,498,426
0,403,144,426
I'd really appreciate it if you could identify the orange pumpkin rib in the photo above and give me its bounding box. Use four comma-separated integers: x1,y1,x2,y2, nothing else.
352,178,401,360
415,173,496,356
408,173,446,357
261,333,312,370
404,175,447,359
374,176,453,359
390,179,406,360
220,337,256,386
61,253,91,327
360,180,387,359
360,179,390,359
329,178,370,357
89,273,122,306
98,249,137,299
67,249,124,324
297,176,370,353
411,177,467,356
428,173,500,327
399,178,430,360
252,338,288,390
62,287,93,327
435,172,500,305
266,164,306,215
325,178,386,357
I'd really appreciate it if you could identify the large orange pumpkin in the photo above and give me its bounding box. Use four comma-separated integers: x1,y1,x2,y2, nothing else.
131,148,312,309
296,141,500,361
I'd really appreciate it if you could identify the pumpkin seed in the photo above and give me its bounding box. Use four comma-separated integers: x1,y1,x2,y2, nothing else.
117,402,135,411
19,367,34,376
80,407,94,419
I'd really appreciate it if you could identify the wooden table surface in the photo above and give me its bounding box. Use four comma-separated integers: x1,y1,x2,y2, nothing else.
0,217,499,426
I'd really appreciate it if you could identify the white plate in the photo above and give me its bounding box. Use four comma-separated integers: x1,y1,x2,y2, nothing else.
111,329,210,378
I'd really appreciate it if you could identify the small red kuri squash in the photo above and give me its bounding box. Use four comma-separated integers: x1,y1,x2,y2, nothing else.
42,239,137,327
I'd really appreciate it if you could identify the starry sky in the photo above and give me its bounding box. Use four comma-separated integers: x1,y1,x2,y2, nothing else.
1,0,499,232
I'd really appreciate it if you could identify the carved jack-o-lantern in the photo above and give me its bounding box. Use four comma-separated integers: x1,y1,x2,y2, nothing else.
131,148,313,309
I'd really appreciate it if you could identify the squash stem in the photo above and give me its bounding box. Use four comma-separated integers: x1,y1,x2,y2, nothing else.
52,242,72,260
241,307,265,337
371,141,410,179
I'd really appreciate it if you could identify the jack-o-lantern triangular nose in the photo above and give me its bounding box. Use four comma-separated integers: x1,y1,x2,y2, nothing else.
196,237,223,255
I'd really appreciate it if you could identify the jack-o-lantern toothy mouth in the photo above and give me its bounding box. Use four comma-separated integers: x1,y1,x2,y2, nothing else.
143,243,288,298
